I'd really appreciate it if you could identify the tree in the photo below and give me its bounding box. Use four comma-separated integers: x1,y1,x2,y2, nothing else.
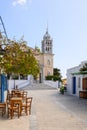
80,63,87,71
1,37,40,79
45,68,62,81
53,68,62,81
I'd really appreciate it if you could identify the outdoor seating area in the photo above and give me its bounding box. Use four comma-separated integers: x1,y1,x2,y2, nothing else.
0,89,33,119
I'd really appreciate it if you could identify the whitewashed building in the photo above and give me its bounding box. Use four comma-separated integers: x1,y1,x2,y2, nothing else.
67,60,87,97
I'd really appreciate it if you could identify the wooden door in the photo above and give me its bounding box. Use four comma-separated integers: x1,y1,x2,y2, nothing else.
82,78,87,90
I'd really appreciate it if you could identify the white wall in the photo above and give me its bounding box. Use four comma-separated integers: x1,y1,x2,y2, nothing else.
67,66,79,96
44,80,58,88
67,61,87,97
8,80,29,90
8,75,33,90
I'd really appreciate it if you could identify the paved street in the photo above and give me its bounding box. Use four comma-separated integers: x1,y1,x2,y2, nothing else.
0,83,87,130
27,83,87,130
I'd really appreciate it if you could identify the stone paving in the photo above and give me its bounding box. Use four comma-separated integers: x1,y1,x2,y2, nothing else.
28,87,87,130
0,83,87,130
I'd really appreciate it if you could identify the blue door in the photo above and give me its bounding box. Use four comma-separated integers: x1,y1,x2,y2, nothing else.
0,74,8,102
72,77,76,94
2,75,8,91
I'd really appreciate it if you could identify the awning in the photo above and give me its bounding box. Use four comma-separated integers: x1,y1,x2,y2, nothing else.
72,71,87,75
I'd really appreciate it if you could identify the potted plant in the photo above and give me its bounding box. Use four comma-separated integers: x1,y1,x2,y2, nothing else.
60,86,64,94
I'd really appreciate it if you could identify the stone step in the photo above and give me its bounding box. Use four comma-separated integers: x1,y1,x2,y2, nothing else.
20,83,57,90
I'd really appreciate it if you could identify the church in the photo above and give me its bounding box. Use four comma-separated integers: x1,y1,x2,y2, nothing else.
34,28,54,83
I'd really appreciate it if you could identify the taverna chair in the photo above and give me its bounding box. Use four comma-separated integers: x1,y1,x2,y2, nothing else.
0,103,6,117
22,97,33,115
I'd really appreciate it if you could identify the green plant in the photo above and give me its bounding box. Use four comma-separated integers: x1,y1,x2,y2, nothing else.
45,75,53,80
60,86,64,94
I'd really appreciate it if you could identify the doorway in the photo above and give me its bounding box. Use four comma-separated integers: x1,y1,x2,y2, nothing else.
72,76,76,94
82,77,87,90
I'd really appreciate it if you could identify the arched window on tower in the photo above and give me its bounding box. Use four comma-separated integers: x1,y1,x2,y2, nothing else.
47,59,50,65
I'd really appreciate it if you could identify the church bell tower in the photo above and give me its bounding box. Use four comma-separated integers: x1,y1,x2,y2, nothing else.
42,28,53,54
39,28,54,82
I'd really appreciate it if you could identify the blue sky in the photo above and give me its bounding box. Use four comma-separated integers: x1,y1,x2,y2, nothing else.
1,0,87,78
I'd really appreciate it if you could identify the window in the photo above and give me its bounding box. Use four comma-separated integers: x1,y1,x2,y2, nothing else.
47,59,50,65
47,71,50,75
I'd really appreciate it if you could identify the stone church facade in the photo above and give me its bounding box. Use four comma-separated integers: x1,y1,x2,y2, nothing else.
35,29,54,82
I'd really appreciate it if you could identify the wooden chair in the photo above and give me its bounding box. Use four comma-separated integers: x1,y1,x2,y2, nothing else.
6,92,13,109
22,91,27,98
22,97,33,115
0,103,6,117
7,93,12,100
7,100,20,119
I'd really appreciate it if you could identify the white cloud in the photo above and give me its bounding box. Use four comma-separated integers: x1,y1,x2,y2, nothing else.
12,0,31,6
